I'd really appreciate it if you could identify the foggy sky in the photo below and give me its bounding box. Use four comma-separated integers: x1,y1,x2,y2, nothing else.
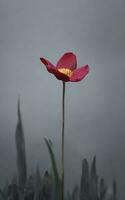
0,0,125,199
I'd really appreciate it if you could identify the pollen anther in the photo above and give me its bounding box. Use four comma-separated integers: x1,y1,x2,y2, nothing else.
58,68,73,77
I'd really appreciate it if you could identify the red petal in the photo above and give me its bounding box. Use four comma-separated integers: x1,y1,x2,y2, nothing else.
52,70,70,82
40,57,56,73
40,57,70,82
56,52,77,70
70,65,90,82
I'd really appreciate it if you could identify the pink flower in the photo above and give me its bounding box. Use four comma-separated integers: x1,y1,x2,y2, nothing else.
40,52,90,82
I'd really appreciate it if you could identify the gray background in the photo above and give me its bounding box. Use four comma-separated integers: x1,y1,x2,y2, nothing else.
0,0,125,199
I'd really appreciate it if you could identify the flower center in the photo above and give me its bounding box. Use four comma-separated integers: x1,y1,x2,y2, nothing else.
58,68,73,77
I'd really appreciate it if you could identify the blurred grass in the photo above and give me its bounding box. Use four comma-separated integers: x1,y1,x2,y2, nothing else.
0,101,118,200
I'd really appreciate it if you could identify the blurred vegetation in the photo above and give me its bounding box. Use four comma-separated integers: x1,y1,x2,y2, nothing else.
0,102,118,200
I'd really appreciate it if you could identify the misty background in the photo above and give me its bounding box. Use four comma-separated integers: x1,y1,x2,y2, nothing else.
0,0,125,199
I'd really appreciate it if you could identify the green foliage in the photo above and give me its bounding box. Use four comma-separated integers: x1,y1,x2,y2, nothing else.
15,99,27,190
0,188,6,200
44,137,61,200
0,101,119,200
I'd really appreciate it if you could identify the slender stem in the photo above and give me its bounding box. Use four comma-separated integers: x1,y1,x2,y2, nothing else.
61,81,65,200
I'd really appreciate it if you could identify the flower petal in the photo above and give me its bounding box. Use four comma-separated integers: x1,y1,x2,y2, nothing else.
52,70,70,82
56,52,77,70
40,57,56,73
69,65,90,82
40,57,70,82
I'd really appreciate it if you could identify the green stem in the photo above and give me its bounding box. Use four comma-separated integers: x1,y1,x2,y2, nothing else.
61,81,65,200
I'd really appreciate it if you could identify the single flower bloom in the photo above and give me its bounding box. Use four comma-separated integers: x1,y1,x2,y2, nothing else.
40,52,90,82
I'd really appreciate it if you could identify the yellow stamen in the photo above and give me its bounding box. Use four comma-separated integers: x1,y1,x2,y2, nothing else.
58,68,73,77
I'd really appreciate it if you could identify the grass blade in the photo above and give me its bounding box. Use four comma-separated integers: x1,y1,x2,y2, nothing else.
44,137,60,200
